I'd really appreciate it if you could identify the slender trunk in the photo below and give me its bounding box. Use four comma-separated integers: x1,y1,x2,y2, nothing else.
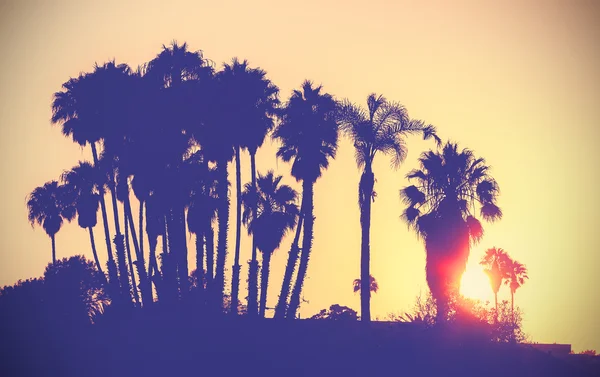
359,169,374,322
215,160,230,312
107,172,130,302
124,211,140,306
494,292,499,323
135,201,152,307
247,152,259,316
163,213,179,302
511,290,515,322
205,224,214,290
231,147,242,315
51,234,56,264
88,227,104,275
274,212,304,319
176,206,189,298
90,143,118,291
195,233,205,293
259,251,273,318
287,180,314,319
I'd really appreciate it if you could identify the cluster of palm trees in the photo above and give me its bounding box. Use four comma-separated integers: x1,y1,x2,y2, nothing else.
480,247,529,319
26,41,509,322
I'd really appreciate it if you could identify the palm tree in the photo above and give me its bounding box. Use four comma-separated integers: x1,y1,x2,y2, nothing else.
144,41,214,299
27,181,76,264
61,161,105,275
51,69,120,289
218,58,280,316
353,275,379,295
273,80,339,319
242,171,299,317
401,142,502,322
480,247,509,316
337,94,440,322
504,257,528,317
273,213,303,319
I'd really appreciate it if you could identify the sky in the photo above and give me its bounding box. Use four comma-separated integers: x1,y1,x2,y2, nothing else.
0,0,599,352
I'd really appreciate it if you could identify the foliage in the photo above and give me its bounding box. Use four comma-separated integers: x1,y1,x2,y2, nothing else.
401,142,502,319
391,291,527,343
353,275,379,294
310,304,359,321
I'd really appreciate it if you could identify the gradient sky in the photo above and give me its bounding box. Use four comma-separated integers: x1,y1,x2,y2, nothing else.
0,0,598,352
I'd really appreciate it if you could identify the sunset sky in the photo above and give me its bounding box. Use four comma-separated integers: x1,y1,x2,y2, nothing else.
0,0,598,352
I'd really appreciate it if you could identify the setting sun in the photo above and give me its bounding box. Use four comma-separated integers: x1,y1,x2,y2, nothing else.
460,262,493,303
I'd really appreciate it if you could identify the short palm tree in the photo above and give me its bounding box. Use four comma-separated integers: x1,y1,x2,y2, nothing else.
504,258,528,317
353,275,379,295
27,181,76,264
61,161,105,275
401,142,502,322
337,94,440,322
242,171,299,317
273,80,339,319
480,247,510,316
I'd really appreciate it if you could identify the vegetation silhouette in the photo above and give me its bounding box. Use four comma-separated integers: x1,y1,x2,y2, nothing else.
401,142,502,322
10,40,592,377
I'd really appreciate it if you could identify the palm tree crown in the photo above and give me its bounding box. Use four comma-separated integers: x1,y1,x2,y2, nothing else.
337,94,440,170
273,80,339,183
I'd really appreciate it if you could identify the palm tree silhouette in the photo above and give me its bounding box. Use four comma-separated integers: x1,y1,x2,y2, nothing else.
353,275,379,295
480,247,509,317
337,94,440,322
218,58,280,316
273,80,339,319
61,162,105,276
242,171,299,317
51,68,120,290
144,41,213,300
26,181,76,264
401,142,502,321
504,258,528,318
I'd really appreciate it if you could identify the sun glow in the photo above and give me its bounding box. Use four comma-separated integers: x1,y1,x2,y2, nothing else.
460,263,494,303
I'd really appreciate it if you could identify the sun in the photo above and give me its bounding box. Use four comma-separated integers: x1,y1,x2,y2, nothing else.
460,261,494,303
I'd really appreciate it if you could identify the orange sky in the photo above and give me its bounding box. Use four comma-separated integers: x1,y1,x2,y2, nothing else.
0,0,598,352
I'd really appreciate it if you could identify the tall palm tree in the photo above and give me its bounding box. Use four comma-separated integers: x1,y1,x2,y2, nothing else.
504,258,528,317
218,58,280,316
273,80,339,319
353,275,379,295
337,94,440,322
401,142,502,322
145,41,214,299
51,69,120,289
242,171,299,317
27,181,76,264
480,247,509,316
273,213,303,319
61,161,105,275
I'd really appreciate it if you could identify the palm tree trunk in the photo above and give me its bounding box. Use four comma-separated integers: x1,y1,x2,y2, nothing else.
511,290,515,322
163,213,179,302
215,160,230,312
195,233,205,293
287,180,314,319
107,172,130,303
137,201,152,307
247,151,259,316
274,212,303,319
51,234,56,264
359,169,374,322
124,211,140,306
205,224,214,291
174,206,189,297
259,251,272,318
88,227,104,275
494,292,499,323
231,147,242,315
90,143,118,288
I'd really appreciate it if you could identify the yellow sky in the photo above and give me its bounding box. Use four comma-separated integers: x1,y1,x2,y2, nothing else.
0,0,598,352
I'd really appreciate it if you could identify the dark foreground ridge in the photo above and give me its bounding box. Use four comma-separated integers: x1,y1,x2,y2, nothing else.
2,309,596,377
